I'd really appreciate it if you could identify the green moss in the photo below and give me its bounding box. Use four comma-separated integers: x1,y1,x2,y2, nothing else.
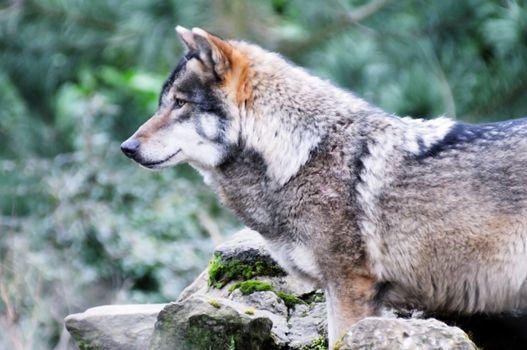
208,254,285,289
76,340,95,350
244,308,255,315
300,336,328,350
303,290,326,304
228,279,306,309
228,280,273,295
276,291,307,308
208,298,221,308
69,331,102,350
180,312,274,350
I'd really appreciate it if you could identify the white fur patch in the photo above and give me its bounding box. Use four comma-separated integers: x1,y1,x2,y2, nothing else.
240,110,320,186
325,287,340,347
355,127,398,275
355,125,399,215
290,244,321,278
194,166,215,186
400,117,456,154
266,241,321,281
199,113,220,140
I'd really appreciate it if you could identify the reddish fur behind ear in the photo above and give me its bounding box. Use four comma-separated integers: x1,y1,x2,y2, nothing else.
225,49,253,106
209,36,253,106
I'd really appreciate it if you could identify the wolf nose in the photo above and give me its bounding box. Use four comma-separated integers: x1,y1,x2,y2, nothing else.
120,139,140,158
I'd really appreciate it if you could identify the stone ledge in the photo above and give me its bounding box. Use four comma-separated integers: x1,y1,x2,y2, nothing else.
65,304,166,350
64,229,482,350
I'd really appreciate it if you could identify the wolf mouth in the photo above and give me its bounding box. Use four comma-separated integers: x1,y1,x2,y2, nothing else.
142,150,181,168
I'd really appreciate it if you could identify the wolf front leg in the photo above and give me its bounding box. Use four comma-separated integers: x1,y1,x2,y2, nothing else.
325,275,378,348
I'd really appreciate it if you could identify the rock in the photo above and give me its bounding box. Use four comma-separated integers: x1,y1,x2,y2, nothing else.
64,304,166,350
273,274,318,297
230,290,289,317
208,228,286,289
176,269,209,302
149,294,288,350
288,302,327,348
177,228,270,301
64,229,482,350
148,229,328,350
214,228,269,263
338,317,477,350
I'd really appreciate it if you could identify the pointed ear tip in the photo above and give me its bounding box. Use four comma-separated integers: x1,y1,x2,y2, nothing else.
191,27,209,37
175,25,189,33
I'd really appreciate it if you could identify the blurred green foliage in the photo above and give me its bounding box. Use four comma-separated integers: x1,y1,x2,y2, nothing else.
0,0,526,349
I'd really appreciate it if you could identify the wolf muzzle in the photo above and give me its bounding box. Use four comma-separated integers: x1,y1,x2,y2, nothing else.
120,138,140,159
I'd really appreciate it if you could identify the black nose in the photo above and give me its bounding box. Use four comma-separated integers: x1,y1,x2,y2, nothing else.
120,139,140,158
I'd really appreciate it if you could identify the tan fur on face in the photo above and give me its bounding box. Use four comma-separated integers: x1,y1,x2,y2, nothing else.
134,108,171,140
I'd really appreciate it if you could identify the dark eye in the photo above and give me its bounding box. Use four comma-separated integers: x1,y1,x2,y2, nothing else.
174,98,186,109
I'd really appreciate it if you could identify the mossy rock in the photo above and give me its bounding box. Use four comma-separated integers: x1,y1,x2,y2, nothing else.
228,280,274,295
208,253,285,289
301,336,328,350
150,295,279,350
229,279,307,309
302,290,326,304
276,291,306,309
67,332,104,350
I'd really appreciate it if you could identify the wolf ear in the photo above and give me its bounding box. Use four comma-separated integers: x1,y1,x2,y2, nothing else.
192,28,233,79
191,28,233,78
175,26,233,79
175,26,197,51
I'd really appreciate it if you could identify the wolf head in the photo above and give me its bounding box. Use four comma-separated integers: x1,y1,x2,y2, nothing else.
122,27,369,185
121,27,251,170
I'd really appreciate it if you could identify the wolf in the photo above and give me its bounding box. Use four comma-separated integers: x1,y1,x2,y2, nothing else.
121,26,527,347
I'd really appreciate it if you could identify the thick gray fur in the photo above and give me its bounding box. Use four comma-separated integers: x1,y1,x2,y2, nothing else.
123,27,527,347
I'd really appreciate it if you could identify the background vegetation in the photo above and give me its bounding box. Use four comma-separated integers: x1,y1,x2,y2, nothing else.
0,0,526,349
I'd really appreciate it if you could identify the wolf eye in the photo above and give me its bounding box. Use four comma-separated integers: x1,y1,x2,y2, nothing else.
174,98,186,109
